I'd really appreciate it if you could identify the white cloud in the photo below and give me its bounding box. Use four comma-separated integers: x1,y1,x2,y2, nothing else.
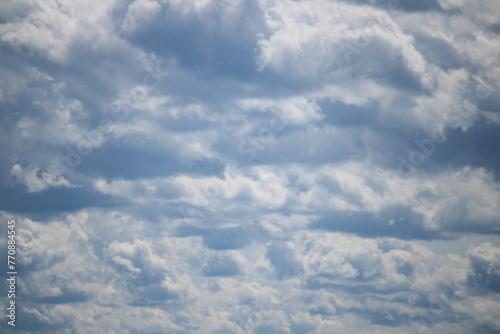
92,160,500,235
290,162,500,232
236,96,323,126
1,208,498,333
2,0,500,332
0,0,122,63
11,164,75,192
122,0,162,34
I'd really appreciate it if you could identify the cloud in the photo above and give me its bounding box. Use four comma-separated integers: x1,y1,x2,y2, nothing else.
347,0,443,12
1,209,499,333
122,0,162,34
266,241,304,279
202,252,244,276
11,164,75,193
1,0,500,333
0,0,121,63
467,243,500,293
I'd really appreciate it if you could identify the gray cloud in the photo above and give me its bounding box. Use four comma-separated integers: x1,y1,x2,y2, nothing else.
467,243,500,293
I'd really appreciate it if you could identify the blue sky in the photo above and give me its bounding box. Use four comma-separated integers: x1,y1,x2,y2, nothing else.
1,0,500,333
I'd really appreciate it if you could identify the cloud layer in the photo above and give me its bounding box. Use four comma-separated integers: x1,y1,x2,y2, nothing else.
1,0,500,333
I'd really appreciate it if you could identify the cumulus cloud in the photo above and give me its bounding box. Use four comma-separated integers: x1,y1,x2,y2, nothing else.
11,164,75,193
1,0,500,332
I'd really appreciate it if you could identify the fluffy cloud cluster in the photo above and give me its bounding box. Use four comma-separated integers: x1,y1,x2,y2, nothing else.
1,0,500,333
2,210,499,333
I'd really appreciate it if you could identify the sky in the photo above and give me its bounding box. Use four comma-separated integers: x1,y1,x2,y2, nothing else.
1,0,500,333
